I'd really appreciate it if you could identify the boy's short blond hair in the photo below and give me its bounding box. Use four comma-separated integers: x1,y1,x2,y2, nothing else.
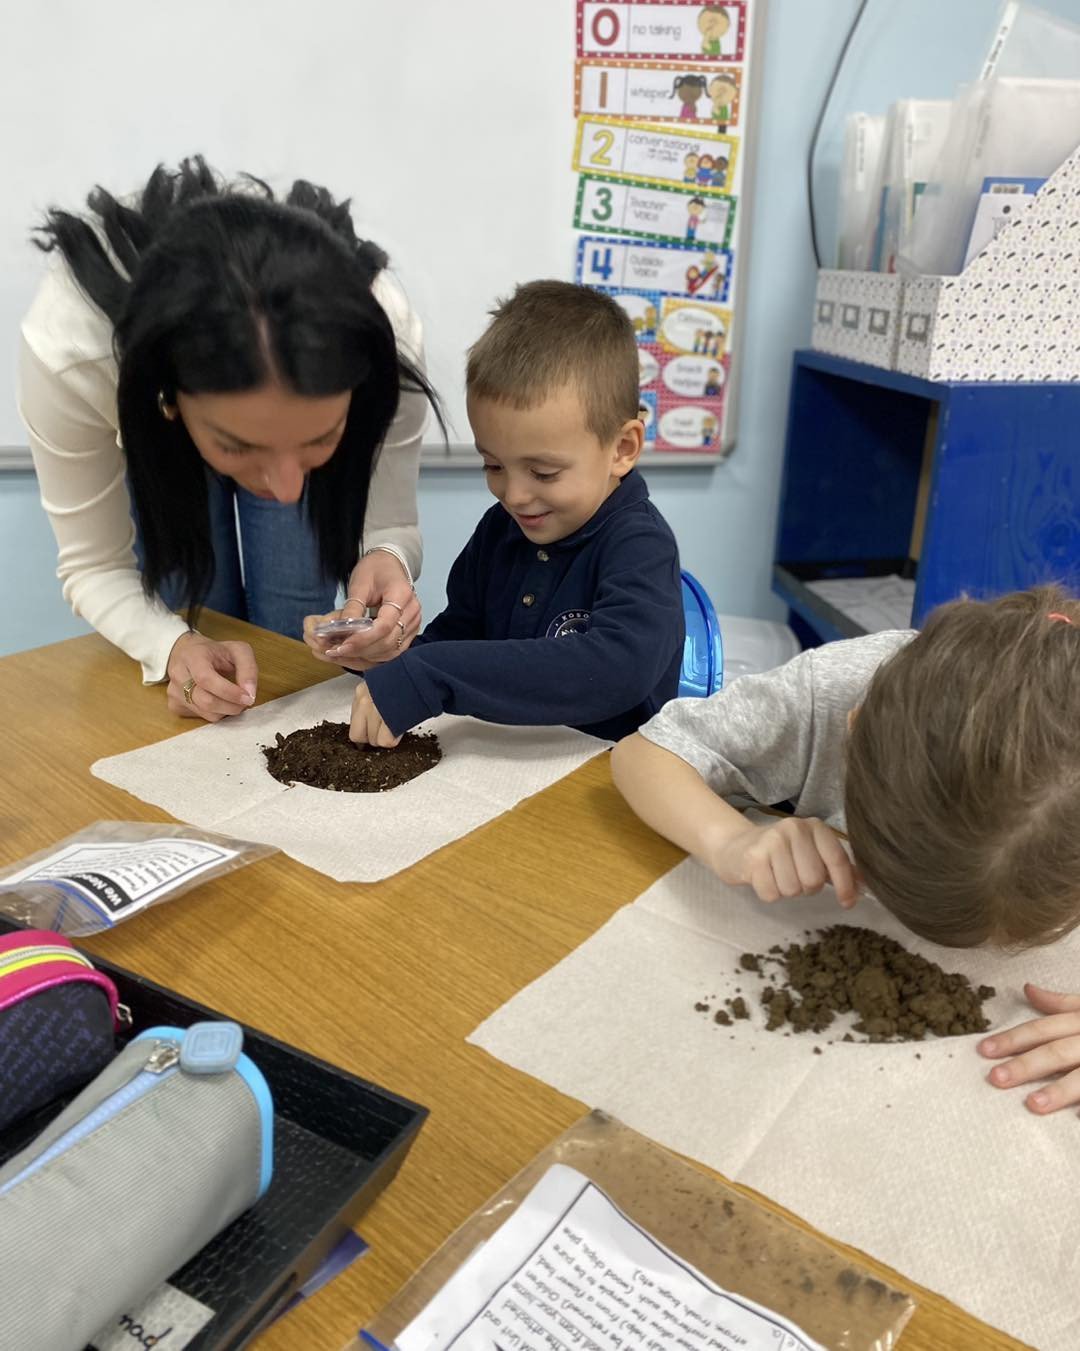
466,281,640,444
845,585,1080,948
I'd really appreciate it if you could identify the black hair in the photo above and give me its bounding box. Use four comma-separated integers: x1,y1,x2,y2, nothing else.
671,74,708,99
33,156,442,616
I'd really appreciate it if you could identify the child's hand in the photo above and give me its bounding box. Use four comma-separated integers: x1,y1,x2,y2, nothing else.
350,682,402,748
705,816,859,908
979,985,1080,1114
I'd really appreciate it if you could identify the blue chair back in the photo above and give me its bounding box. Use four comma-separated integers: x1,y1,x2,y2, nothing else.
680,570,724,698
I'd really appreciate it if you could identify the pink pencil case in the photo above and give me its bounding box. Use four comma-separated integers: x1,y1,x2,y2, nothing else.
0,928,126,1131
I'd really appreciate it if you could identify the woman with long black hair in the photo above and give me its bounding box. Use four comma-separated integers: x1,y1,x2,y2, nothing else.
18,157,440,722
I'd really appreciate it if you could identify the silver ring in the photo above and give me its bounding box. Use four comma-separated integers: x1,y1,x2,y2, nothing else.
383,601,404,615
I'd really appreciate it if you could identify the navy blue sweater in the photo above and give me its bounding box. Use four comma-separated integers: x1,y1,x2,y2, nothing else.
364,470,684,740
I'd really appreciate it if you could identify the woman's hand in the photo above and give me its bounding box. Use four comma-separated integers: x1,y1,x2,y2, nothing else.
166,631,258,722
303,550,422,670
979,985,1080,1114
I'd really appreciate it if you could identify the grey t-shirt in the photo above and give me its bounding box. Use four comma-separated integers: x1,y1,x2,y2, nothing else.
638,631,914,830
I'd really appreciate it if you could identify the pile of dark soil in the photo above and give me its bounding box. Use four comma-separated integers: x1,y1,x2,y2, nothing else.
696,925,995,1043
262,721,441,792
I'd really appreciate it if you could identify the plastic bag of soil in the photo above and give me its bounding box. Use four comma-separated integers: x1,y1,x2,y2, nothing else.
351,1112,914,1351
0,821,275,936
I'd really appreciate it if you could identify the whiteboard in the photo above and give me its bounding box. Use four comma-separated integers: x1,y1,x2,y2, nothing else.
2,0,760,463
1,0,583,451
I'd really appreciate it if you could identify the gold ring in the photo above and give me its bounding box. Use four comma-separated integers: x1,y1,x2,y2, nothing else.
396,620,405,636
383,600,405,616
182,677,197,706
395,636,404,649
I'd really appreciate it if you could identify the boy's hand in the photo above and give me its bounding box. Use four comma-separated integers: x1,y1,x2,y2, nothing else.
350,682,402,748
705,816,859,908
979,985,1080,1114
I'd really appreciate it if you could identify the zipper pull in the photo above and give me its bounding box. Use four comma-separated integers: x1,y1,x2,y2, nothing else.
144,1040,180,1074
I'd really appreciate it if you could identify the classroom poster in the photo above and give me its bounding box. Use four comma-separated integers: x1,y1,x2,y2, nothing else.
574,116,739,192
571,0,759,455
637,296,732,452
575,174,736,249
576,235,732,300
576,1,747,62
575,61,744,129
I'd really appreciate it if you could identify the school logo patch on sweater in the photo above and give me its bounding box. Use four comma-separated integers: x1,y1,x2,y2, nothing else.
547,610,591,638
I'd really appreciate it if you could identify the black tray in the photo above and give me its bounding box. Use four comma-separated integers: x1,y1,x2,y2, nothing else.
0,927,428,1350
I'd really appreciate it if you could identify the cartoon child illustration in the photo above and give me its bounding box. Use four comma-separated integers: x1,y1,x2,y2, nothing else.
692,328,705,354
697,6,731,57
697,154,715,188
683,152,700,184
671,73,708,121
705,366,723,395
686,265,702,293
711,154,730,189
702,413,719,447
685,197,706,242
643,302,658,330
709,73,738,132
694,250,720,296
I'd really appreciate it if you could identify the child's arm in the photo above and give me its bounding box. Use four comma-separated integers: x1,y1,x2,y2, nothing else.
355,529,680,740
610,734,858,905
410,534,485,646
979,985,1080,1114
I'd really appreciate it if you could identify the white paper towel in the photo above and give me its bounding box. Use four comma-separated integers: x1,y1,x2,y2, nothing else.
92,676,607,882
469,856,1080,1350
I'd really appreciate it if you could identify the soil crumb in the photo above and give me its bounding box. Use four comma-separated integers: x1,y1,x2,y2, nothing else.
696,924,995,1043
263,721,441,792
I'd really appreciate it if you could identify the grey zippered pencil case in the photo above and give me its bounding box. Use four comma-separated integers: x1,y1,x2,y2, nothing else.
0,1021,273,1351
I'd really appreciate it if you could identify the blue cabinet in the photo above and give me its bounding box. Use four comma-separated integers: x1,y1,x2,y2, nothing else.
772,350,1080,643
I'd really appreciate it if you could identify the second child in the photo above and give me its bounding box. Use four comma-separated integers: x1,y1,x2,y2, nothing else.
307,282,684,745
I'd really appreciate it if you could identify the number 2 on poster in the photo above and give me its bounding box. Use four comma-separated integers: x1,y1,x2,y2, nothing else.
589,127,616,167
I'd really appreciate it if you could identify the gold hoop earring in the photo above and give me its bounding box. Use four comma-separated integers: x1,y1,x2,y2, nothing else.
157,390,178,422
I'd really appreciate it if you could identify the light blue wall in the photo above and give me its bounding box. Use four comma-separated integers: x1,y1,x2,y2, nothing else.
1,472,89,653
412,0,1000,623
3,0,1066,654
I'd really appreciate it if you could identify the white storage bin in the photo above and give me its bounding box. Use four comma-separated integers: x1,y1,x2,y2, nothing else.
717,614,800,685
811,270,904,370
896,143,1080,381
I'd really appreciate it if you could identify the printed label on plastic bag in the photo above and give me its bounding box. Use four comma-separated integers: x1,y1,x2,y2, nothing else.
3,838,240,923
396,1164,824,1351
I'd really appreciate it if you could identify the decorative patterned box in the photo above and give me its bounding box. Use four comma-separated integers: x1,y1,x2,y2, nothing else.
811,269,904,369
896,144,1080,381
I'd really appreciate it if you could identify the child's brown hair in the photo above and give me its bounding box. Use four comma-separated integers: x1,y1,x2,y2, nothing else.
845,585,1080,948
466,281,639,444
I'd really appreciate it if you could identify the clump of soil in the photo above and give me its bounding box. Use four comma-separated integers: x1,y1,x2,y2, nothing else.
695,924,995,1043
262,721,441,792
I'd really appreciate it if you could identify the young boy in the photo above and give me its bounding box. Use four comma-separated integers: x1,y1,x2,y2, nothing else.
323,281,683,746
614,585,1080,1119
611,586,1080,951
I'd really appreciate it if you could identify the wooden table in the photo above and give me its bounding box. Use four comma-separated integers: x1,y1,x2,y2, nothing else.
0,616,1026,1351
